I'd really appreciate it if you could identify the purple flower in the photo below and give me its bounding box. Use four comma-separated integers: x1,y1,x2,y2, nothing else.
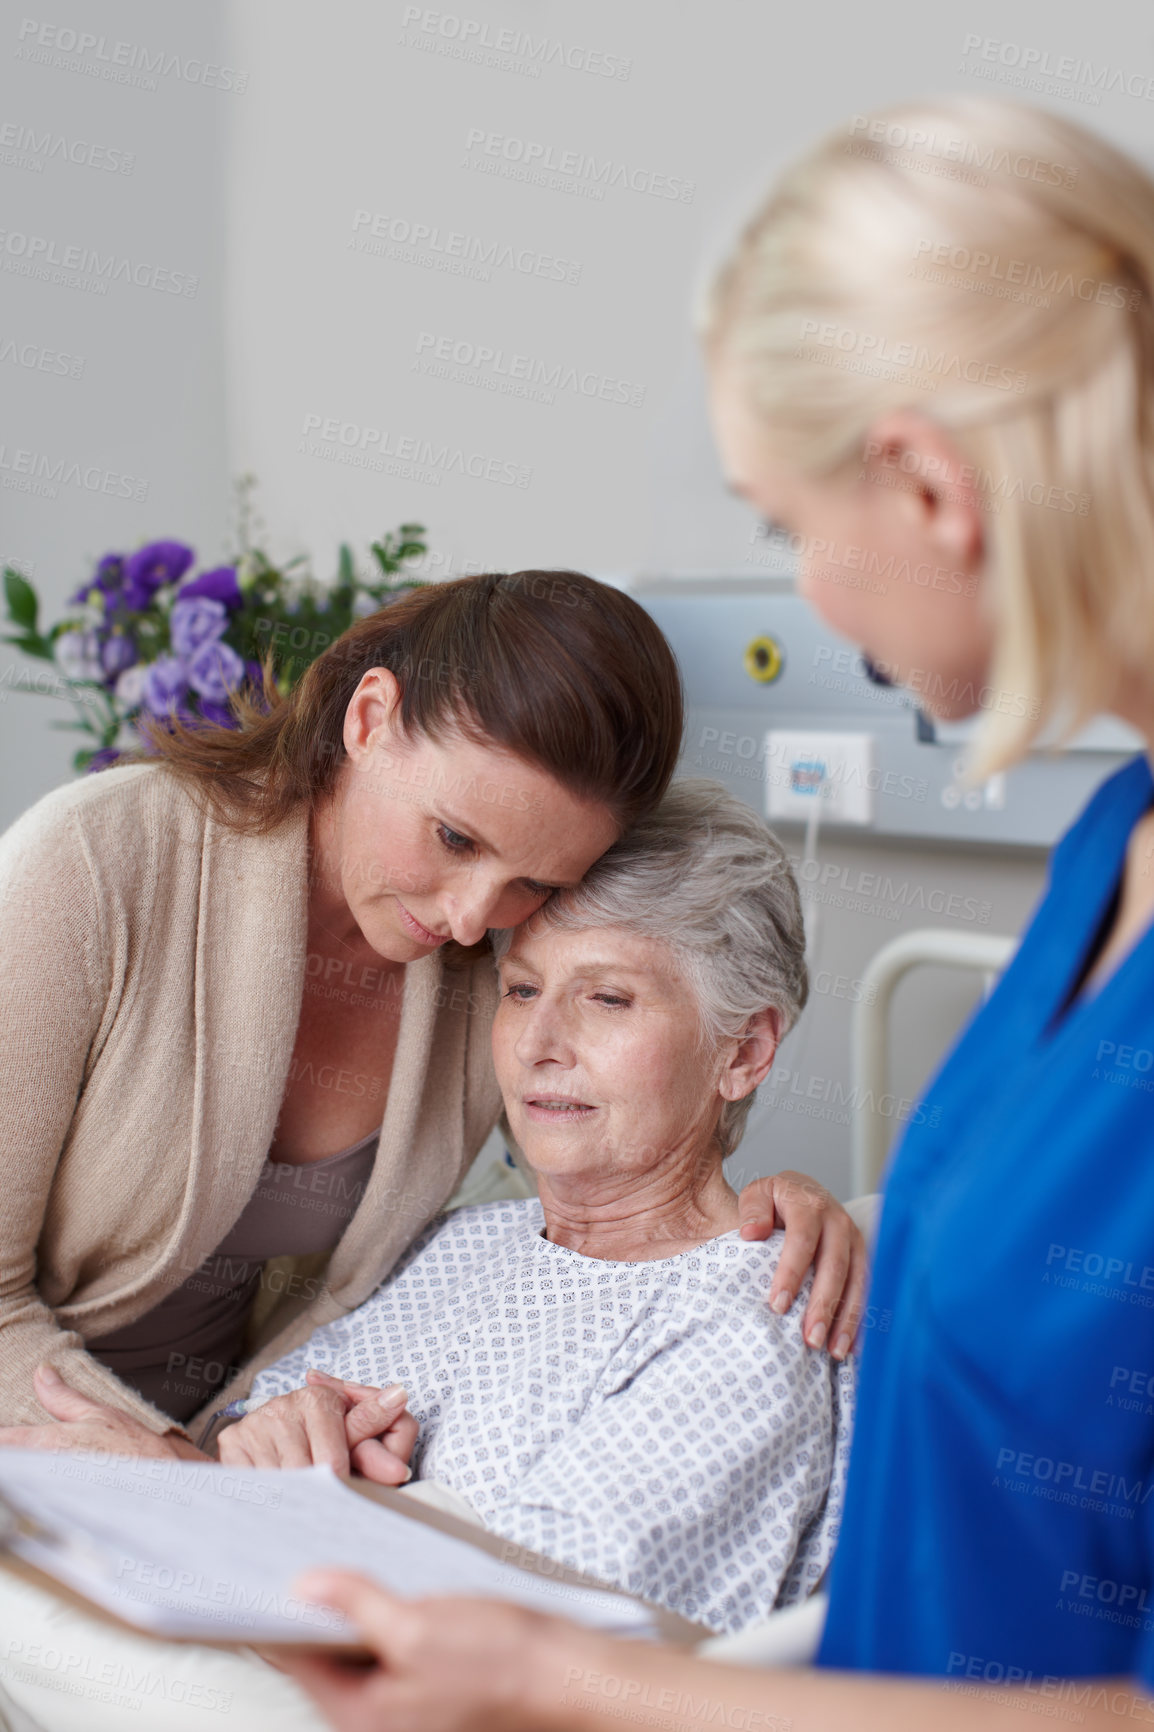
122,541,194,610
197,699,237,728
187,637,245,704
178,565,241,608
70,554,126,607
114,664,149,709
170,596,227,659
84,747,123,774
95,554,125,592
55,629,105,683
243,659,275,714
143,654,190,716
100,634,137,680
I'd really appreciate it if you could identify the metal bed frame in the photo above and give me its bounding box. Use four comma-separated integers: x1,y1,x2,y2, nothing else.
850,928,1019,1194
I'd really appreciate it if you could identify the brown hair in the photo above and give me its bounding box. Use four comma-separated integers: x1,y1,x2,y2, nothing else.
137,569,684,836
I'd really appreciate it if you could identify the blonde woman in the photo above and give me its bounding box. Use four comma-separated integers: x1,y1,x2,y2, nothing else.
275,98,1154,1730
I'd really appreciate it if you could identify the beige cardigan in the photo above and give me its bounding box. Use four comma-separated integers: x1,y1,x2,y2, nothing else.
0,762,503,1437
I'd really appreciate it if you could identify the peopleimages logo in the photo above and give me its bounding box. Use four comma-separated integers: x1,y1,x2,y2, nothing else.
959,34,1154,103
15,19,249,92
0,443,148,501
462,129,695,202
846,115,1079,186
350,209,582,286
0,227,198,295
299,414,531,489
0,120,135,173
0,334,85,378
797,318,1026,392
399,7,632,80
413,332,645,407
910,239,1139,309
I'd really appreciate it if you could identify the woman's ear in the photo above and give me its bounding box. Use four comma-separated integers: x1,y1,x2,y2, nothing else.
718,1007,782,1103
343,666,404,763
859,407,985,571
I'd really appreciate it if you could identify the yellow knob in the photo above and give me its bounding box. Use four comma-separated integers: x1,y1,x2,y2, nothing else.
744,634,784,685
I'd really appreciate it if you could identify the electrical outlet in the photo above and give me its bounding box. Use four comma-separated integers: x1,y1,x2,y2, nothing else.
765,730,875,826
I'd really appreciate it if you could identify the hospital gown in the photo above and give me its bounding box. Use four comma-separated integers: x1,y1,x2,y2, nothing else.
251,1197,856,1635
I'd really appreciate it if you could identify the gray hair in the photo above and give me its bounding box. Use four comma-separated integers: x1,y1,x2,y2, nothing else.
492,778,808,1159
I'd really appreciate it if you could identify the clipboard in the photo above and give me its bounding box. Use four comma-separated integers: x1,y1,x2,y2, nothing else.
0,1468,707,1658
348,1479,706,1646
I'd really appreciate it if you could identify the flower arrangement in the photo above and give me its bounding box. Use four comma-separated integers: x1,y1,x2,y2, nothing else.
1,485,427,772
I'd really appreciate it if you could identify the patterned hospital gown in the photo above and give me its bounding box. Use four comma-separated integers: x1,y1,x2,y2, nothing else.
251,1198,856,1635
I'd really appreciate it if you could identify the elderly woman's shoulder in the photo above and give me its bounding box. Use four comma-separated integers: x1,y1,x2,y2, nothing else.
642,1234,854,1396
676,1230,819,1338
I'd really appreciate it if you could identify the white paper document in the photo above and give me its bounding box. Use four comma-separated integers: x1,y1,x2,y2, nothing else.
0,1449,658,1644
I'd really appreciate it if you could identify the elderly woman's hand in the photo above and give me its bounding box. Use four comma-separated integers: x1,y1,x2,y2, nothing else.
308,1367,422,1484
0,1364,205,1460
273,1572,601,1732
217,1369,417,1483
737,1170,868,1359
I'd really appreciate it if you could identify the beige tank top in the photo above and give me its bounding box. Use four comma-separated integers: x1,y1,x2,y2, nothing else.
87,1130,379,1422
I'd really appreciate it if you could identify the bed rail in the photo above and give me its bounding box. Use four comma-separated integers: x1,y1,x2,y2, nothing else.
850,927,1018,1193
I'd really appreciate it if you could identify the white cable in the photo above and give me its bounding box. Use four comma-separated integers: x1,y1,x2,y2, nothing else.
734,785,824,1194
801,799,822,959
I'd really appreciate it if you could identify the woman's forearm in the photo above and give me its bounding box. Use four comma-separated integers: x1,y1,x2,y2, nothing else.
275,1581,1154,1732
0,1308,183,1433
526,1631,1154,1732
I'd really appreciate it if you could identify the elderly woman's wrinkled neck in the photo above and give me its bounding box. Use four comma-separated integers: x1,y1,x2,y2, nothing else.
493,923,778,1263
537,1142,739,1263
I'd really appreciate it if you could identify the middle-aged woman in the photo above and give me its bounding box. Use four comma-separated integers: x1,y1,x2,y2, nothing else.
0,569,863,1450
270,96,1154,1731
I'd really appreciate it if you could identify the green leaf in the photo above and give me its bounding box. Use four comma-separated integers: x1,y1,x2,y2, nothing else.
1,632,54,661
3,569,38,631
73,745,114,772
337,544,355,588
368,539,395,576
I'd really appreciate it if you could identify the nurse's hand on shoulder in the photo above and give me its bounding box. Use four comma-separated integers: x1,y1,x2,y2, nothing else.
0,1364,206,1460
218,1368,417,1484
737,1169,868,1360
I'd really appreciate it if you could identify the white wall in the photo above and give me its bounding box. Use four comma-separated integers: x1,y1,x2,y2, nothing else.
0,0,232,826
4,0,1150,1196
220,0,1154,578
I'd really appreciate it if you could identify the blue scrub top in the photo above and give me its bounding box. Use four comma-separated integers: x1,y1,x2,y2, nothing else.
818,753,1154,1689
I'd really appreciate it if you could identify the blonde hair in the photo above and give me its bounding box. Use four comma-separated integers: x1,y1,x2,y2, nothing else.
699,97,1154,779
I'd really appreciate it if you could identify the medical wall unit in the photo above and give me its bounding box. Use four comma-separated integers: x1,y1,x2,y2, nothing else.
632,577,1142,849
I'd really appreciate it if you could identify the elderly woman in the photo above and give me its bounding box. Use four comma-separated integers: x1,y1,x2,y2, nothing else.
0,780,853,1730
238,777,855,1636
